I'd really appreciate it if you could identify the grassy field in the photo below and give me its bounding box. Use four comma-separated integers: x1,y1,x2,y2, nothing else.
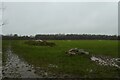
2,40,119,78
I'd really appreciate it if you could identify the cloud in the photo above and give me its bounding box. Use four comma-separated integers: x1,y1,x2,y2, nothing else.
2,2,118,35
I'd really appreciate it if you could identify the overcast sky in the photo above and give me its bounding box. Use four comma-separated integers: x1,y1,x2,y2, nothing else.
1,2,118,35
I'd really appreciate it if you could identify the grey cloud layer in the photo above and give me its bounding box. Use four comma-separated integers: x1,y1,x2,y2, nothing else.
2,2,118,35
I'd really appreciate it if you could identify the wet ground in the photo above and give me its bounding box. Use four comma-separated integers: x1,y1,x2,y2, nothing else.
2,45,120,78
0,51,2,79
2,46,71,78
91,55,120,69
2,46,40,78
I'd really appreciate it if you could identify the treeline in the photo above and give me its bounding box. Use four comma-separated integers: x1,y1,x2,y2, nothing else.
35,34,118,40
2,34,34,40
2,34,119,40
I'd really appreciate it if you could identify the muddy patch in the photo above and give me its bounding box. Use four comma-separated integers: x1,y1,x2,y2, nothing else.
2,46,73,78
2,46,40,78
91,55,120,69
0,51,2,79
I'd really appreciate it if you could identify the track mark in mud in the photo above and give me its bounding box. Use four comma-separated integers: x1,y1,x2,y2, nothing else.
2,46,40,78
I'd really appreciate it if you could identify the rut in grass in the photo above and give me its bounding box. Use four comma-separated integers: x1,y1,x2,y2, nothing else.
2,46,40,78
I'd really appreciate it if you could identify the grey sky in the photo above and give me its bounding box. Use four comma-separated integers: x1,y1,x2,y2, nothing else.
2,2,118,35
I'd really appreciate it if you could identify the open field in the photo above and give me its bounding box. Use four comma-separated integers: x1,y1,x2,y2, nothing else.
2,40,119,78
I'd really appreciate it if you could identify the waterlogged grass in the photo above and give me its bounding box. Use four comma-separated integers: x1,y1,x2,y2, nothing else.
2,40,119,78
2,40,10,66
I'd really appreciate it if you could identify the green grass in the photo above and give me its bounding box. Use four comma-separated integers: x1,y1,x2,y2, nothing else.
2,40,10,66
24,40,56,47
2,40,119,78
0,39,2,67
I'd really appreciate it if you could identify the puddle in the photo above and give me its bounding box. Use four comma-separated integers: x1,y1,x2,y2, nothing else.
2,46,40,78
91,55,120,69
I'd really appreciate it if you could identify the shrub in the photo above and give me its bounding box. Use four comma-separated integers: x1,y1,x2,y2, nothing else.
24,40,56,47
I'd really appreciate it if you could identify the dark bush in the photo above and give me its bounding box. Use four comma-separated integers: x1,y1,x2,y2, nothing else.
24,40,56,47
